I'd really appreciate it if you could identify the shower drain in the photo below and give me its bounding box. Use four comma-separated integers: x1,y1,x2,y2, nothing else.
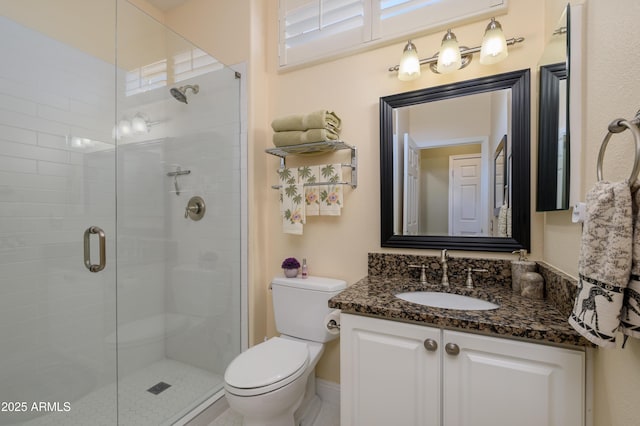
147,381,172,395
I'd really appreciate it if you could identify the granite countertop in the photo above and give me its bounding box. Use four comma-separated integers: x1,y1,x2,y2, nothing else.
329,275,591,348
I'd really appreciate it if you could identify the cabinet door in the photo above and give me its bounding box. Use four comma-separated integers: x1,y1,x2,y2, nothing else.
442,330,585,426
341,314,441,426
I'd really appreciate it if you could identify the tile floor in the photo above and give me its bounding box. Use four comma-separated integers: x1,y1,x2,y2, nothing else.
20,359,222,426
208,400,340,426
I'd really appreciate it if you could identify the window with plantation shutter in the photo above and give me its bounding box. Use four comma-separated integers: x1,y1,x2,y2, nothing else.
280,0,367,67
279,0,506,69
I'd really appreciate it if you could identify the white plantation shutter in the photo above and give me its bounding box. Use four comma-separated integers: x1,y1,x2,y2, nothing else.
126,60,167,96
279,0,506,68
375,0,506,40
173,48,224,83
280,0,367,67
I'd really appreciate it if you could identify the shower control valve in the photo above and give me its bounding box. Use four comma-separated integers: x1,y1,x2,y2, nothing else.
185,196,206,221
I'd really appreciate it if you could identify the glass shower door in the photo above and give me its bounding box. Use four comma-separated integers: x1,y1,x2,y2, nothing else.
0,4,118,425
115,2,242,424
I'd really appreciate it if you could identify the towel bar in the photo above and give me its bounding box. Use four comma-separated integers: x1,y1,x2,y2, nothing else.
597,109,640,184
266,140,358,189
271,180,354,190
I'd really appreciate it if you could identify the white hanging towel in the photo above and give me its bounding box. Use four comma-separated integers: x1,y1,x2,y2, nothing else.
298,165,320,216
569,180,633,347
319,163,343,216
621,183,640,338
278,167,305,234
497,204,508,237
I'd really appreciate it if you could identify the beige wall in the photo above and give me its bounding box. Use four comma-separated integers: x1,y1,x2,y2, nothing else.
262,0,545,383
543,1,640,425
0,0,116,63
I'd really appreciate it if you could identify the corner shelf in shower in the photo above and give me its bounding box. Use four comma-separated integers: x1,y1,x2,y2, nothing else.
266,140,358,189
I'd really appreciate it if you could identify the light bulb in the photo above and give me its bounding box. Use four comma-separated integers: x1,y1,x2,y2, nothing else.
480,18,508,65
131,114,149,134
436,30,462,74
397,41,421,81
118,119,132,136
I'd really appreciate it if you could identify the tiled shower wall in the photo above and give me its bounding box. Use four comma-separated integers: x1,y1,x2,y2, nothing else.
0,16,118,404
0,15,242,407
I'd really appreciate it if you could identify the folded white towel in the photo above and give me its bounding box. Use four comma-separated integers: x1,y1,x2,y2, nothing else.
278,167,305,235
298,166,320,216
621,183,640,338
271,110,342,132
569,180,633,347
319,163,343,216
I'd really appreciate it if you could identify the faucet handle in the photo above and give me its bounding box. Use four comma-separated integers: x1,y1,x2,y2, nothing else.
440,249,449,262
465,268,489,289
408,264,428,284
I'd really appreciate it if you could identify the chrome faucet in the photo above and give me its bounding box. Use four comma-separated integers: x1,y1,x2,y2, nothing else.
409,264,428,284
440,249,450,288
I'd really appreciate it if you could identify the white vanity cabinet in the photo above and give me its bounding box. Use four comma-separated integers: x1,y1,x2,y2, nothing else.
340,313,586,426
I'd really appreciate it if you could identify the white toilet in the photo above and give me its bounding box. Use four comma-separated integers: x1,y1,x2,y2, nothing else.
224,275,346,426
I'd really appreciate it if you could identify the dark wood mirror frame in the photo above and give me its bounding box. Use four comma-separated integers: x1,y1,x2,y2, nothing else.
537,62,569,211
380,69,530,252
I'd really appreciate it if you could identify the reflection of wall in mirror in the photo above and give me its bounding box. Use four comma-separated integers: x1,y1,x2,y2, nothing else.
490,91,510,237
393,89,511,237
392,108,411,235
420,144,481,235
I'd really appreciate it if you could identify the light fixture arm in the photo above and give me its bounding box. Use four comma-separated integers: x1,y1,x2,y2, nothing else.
388,36,524,73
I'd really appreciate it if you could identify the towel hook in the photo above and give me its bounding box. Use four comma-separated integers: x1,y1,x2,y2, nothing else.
597,110,640,184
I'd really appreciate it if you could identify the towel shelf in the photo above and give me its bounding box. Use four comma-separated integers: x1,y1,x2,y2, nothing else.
266,140,358,189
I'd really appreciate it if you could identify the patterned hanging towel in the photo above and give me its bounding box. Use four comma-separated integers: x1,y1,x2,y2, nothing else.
621,183,640,339
569,180,633,347
298,166,320,216
278,167,305,235
319,163,343,216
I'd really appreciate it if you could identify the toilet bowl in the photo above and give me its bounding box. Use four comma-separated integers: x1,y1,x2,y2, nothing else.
223,276,346,426
224,336,324,426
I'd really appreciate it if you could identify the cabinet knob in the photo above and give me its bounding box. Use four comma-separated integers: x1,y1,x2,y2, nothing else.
423,338,438,352
445,342,460,356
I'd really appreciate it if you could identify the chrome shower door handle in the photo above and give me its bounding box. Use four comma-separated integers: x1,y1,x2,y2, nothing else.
84,226,106,272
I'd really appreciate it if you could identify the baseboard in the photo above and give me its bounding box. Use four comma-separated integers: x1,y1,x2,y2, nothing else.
183,390,228,426
316,378,340,407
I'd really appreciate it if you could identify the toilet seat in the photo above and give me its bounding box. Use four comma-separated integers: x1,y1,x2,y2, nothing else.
224,337,309,397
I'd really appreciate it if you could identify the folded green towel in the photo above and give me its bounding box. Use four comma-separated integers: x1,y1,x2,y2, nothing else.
271,110,342,132
273,129,339,147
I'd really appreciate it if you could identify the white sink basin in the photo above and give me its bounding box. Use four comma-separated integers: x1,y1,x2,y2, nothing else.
395,291,499,311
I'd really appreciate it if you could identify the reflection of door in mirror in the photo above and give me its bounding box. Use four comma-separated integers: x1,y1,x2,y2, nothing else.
450,154,483,236
494,139,506,214
392,90,508,237
403,134,420,235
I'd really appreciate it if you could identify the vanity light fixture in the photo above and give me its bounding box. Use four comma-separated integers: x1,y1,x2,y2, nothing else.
479,18,508,65
397,40,421,81
388,18,524,79
436,29,462,74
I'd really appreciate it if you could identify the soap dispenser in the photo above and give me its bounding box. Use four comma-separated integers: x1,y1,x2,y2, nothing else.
511,249,536,293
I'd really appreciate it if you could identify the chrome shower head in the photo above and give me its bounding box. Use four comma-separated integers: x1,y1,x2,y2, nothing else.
170,84,199,104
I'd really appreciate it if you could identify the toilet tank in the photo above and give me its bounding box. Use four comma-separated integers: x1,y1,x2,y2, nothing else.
271,276,346,343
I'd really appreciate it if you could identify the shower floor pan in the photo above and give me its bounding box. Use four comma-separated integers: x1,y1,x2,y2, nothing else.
21,359,222,426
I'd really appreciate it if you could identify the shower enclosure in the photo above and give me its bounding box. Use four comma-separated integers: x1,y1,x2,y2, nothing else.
0,1,244,424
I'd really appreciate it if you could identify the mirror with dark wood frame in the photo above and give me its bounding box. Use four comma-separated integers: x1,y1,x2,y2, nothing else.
536,3,570,211
537,62,568,211
380,69,530,252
